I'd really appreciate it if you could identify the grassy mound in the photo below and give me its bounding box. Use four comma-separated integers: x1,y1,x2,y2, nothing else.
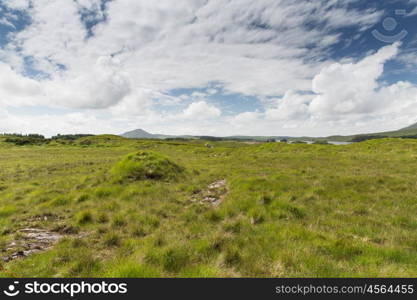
111,151,184,181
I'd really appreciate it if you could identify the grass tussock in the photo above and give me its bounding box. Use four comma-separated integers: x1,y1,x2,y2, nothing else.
111,151,184,182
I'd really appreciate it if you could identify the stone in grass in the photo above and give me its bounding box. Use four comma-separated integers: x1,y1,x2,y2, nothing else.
111,151,184,182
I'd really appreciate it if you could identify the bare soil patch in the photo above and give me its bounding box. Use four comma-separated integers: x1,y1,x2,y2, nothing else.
2,228,64,262
192,179,228,206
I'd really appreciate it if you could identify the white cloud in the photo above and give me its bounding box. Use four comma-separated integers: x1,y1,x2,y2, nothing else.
2,1,417,137
266,91,312,121
183,101,221,119
0,62,43,106
76,0,102,11
2,0,31,11
309,43,400,116
0,17,15,28
46,56,131,109
0,110,123,136
233,111,261,124
397,51,417,69
1,0,384,106
0,56,131,109
230,43,417,136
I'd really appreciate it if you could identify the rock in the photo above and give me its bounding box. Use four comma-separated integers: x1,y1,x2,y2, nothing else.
1,228,65,262
193,179,228,207
208,179,226,190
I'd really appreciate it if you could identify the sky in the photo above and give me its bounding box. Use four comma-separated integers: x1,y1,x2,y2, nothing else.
0,0,417,137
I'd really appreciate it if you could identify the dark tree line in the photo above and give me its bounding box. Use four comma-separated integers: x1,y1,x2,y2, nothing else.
51,134,94,140
2,133,94,145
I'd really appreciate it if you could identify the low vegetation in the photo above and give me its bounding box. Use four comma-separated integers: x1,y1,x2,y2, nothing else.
111,151,184,182
0,135,415,277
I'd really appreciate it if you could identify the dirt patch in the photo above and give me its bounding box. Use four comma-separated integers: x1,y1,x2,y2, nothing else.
2,228,64,262
192,179,228,207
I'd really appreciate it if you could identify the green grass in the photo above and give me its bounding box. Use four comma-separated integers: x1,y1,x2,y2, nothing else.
0,136,416,277
111,151,184,182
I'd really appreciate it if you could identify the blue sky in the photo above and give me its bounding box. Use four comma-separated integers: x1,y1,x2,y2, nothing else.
0,0,417,136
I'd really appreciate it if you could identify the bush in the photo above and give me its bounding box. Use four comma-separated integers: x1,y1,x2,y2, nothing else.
4,137,46,146
51,134,93,140
111,151,184,182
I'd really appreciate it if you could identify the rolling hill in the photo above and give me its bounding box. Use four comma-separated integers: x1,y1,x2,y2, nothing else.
121,121,417,143
401,122,417,130
317,123,417,142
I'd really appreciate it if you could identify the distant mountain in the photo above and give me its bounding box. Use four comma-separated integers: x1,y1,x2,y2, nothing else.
402,122,417,130
307,122,417,143
121,129,186,139
121,129,156,139
121,122,417,143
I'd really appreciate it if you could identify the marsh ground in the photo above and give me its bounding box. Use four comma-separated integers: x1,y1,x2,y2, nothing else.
0,136,416,277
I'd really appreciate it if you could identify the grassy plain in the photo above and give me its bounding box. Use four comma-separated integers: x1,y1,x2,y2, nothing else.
0,135,416,277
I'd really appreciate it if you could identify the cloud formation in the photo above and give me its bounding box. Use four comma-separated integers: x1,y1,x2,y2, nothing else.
309,43,400,116
258,43,417,135
0,1,416,136
183,101,221,120
0,0,382,107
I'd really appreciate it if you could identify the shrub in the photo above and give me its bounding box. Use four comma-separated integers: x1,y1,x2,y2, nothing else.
111,151,184,182
4,136,46,146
